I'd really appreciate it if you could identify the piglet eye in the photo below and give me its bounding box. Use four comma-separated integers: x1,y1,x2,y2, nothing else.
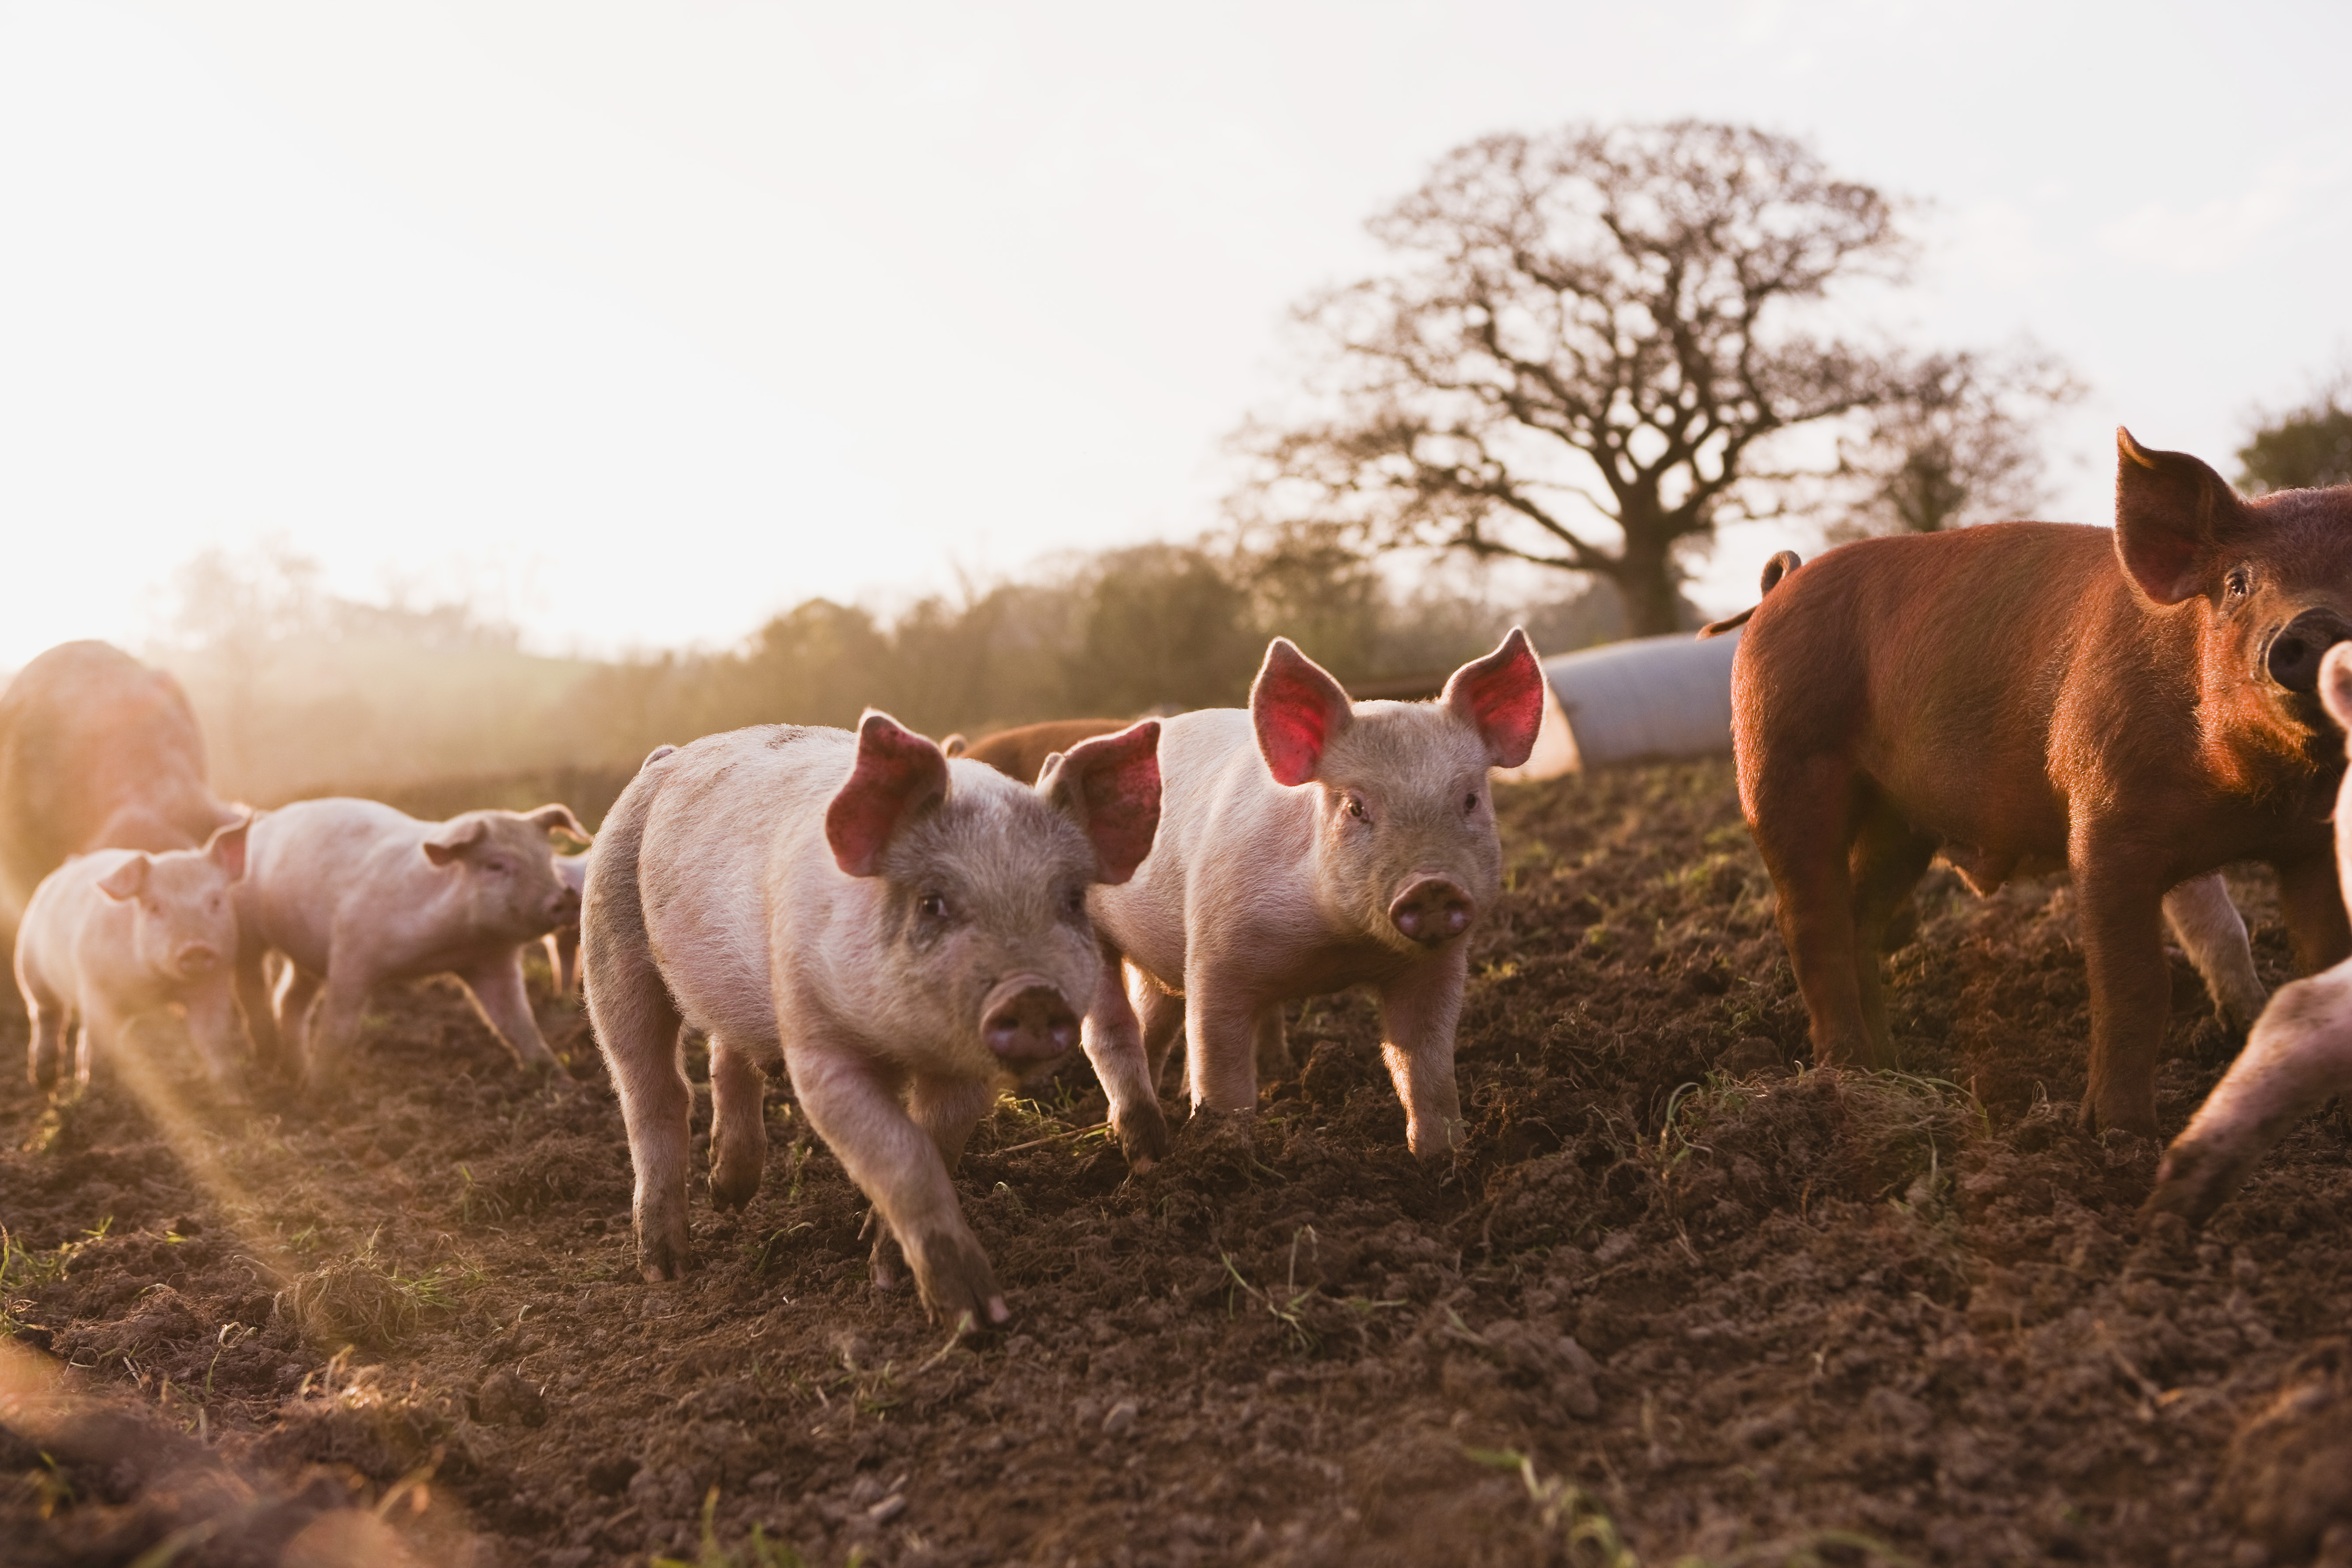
918,892,949,919
1463,791,1480,814
1346,796,1368,821
1064,887,1088,917
2227,567,2252,598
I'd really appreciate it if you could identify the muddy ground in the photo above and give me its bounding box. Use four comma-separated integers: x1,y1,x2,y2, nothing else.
7,758,2352,1567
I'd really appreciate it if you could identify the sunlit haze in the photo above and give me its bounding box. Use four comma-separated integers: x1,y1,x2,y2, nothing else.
4,0,2349,665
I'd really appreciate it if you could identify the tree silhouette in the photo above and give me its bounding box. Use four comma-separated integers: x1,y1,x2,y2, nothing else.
2239,382,2352,494
1235,121,1954,637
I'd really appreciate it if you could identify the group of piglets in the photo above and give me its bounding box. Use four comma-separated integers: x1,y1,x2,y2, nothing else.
1717,428,2352,1230
583,631,1545,1323
8,640,592,1101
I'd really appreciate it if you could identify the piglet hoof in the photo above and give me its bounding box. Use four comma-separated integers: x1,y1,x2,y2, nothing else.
908,1227,1009,1329
1114,1101,1172,1170
636,1223,690,1283
869,1233,905,1295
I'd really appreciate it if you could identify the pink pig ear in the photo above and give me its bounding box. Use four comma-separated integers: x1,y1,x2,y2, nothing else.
1251,639,1354,788
1443,627,1546,769
205,815,252,883
1039,720,1162,885
526,803,592,846
2321,644,2352,732
422,816,488,867
826,711,951,878
97,855,152,901
2114,428,2247,606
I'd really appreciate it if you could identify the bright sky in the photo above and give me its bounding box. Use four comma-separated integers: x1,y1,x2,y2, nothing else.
3,0,2348,664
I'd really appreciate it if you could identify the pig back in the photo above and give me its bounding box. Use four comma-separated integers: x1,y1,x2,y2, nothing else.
237,798,444,974
631,727,854,1040
1088,707,1310,984
1734,523,2157,858
0,643,230,927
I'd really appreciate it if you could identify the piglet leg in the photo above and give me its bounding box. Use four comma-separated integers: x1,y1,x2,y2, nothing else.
1181,975,1260,1116
707,1035,768,1209
456,953,558,1071
2145,964,2352,1226
1081,950,1169,1166
2163,874,2264,1034
1379,946,1468,1158
790,1043,1007,1326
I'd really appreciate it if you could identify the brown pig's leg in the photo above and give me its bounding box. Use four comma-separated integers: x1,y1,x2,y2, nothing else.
706,1035,767,1210
2275,851,2352,977
1378,944,1469,1159
2073,849,2169,1136
1849,804,1936,1056
1749,757,1882,1068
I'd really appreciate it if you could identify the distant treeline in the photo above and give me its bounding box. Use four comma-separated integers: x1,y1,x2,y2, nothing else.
147,536,1681,812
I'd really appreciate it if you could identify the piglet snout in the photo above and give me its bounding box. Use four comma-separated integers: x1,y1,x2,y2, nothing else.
548,884,582,922
981,978,1080,1065
2266,609,2352,692
175,943,220,978
1389,876,1474,946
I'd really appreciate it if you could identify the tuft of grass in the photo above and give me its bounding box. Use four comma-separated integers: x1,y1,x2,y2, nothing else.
280,1232,483,1348
650,1487,814,1568
1,1221,112,1337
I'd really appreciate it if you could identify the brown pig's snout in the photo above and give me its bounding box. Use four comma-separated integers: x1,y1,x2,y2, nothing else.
2265,608,2352,693
548,883,582,922
175,942,220,978
981,976,1081,1065
1389,876,1475,946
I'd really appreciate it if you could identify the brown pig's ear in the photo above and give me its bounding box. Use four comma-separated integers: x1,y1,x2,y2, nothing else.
526,803,592,846
940,733,968,758
422,817,489,867
1444,627,1546,769
826,711,951,878
205,815,252,883
1040,720,1162,885
1252,639,1354,787
2115,428,2248,605
2321,644,2352,732
97,855,152,901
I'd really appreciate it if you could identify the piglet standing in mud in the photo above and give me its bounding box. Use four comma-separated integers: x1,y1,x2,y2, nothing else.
2144,642,2352,1226
17,818,252,1097
231,799,592,1092
585,713,1161,1325
1721,431,2352,1136
1081,631,1545,1163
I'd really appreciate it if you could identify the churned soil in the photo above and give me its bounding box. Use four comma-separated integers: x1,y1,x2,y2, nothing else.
6,759,2352,1567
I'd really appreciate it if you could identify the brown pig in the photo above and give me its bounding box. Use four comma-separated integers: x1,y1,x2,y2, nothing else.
2144,643,2352,1225
949,719,1134,785
1081,631,1545,1162
1724,430,2352,1135
584,713,1161,1324
17,819,252,1096
0,642,242,946
231,799,592,1091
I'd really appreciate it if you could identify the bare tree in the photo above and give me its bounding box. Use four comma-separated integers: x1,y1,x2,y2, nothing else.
1831,346,2083,537
1232,120,1943,638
